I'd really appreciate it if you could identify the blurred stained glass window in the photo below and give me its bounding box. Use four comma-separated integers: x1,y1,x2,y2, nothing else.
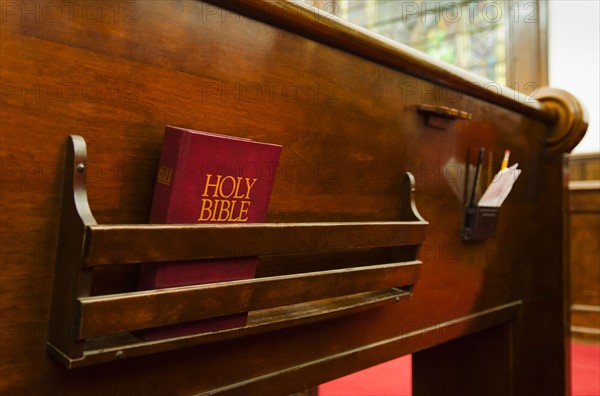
301,0,507,85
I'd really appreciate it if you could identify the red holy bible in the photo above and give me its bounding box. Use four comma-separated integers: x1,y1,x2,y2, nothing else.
138,126,282,340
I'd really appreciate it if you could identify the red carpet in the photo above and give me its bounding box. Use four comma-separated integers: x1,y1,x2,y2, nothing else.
572,342,600,396
319,356,411,396
319,342,599,396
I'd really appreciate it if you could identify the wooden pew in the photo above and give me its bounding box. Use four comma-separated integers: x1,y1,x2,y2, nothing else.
0,1,587,394
568,153,600,342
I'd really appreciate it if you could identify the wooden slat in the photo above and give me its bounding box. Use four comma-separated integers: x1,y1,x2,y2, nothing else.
77,260,421,338
569,186,600,213
67,288,411,368
83,222,427,267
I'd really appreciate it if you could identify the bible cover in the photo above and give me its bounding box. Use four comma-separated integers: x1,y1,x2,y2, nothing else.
138,125,282,340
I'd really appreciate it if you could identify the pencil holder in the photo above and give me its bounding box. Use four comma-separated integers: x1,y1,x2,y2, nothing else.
461,206,500,241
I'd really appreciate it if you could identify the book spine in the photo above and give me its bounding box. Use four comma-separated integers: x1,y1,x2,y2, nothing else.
148,127,186,223
139,128,186,290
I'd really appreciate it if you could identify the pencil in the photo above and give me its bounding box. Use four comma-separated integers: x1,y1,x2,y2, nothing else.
500,150,510,171
464,147,470,206
487,151,493,186
469,147,485,207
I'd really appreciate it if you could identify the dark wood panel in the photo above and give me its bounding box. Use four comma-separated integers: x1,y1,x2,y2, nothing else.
207,302,521,395
569,179,600,342
569,182,600,212
414,323,513,396
570,213,600,308
572,306,600,341
569,153,600,181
